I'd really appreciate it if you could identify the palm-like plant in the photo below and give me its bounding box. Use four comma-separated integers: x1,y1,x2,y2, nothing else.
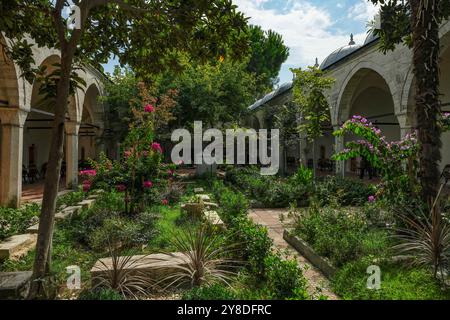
91,243,153,299
155,226,241,290
392,206,450,280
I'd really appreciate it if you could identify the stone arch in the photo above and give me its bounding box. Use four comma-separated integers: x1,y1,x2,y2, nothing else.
0,34,23,109
334,61,400,125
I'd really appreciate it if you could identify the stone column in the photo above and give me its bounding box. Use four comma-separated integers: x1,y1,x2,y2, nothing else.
397,113,414,138
65,121,80,189
334,126,345,178
0,108,28,208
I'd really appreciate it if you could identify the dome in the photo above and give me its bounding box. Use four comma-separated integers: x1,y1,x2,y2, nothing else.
320,43,361,70
364,29,379,45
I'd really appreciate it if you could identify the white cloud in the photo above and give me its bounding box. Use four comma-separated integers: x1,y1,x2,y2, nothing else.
234,0,378,78
348,1,380,23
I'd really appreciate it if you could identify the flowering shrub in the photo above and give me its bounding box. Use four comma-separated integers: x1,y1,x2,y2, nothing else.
79,169,97,193
441,112,450,132
332,115,420,200
88,99,175,213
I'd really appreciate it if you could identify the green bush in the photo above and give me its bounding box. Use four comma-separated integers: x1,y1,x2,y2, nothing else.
211,180,248,223
0,203,40,240
314,176,375,207
227,216,273,277
182,284,237,300
56,190,85,209
224,166,310,208
62,191,158,251
294,206,388,267
263,254,309,300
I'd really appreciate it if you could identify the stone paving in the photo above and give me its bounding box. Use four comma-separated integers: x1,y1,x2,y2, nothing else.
249,208,339,300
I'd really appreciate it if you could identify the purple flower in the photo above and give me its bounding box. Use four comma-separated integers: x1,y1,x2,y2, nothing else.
368,195,376,203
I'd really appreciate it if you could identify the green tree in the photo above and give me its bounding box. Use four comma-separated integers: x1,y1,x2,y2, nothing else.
0,0,248,298
290,66,335,178
247,25,289,94
159,59,256,128
369,0,450,206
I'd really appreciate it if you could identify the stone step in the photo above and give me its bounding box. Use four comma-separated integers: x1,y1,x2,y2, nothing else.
87,194,100,200
55,205,82,221
0,271,32,299
26,223,39,234
196,194,211,202
91,252,189,286
203,210,225,229
0,234,37,261
181,203,204,218
194,188,204,194
204,202,219,209
78,199,95,210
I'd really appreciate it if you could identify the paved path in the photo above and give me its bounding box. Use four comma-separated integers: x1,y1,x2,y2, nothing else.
249,208,339,300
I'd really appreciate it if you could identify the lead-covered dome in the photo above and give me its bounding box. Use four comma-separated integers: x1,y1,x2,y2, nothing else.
364,29,379,45
320,34,361,70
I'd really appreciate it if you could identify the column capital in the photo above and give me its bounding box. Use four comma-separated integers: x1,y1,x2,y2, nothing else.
0,108,28,127
65,121,80,135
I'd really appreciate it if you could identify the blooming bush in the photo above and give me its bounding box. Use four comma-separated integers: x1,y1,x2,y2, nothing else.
89,89,177,213
441,112,450,132
332,115,420,201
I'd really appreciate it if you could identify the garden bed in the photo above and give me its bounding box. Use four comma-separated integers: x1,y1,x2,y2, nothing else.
283,229,336,279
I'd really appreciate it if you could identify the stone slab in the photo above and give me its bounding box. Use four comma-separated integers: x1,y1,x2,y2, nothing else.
196,194,211,202
87,194,100,200
55,205,81,221
204,202,219,209
203,211,225,229
283,230,336,279
0,271,32,299
194,188,204,194
0,234,37,261
26,223,39,234
181,203,204,218
90,252,189,287
78,199,95,210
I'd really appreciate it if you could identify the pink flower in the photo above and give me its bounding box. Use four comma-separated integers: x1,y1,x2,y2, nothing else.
161,199,169,205
143,180,153,189
151,142,163,154
79,170,96,177
124,150,132,158
144,104,155,113
368,195,376,203
82,182,91,192
142,151,149,157
168,169,174,176
116,184,127,192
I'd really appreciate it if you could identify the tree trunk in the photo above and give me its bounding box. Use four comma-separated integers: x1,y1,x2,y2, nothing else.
410,0,442,208
28,51,74,299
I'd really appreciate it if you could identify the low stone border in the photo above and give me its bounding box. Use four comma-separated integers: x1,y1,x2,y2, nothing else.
283,229,336,279
0,271,32,299
90,252,189,288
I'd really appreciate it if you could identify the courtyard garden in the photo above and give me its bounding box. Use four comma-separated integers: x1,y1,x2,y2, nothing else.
2,0,450,304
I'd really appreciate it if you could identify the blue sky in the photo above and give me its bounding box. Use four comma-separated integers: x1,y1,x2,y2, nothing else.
103,0,379,85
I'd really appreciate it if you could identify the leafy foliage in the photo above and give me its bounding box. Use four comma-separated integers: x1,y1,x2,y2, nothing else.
0,203,40,240
333,116,420,202
156,225,240,289
246,25,289,93
293,206,389,267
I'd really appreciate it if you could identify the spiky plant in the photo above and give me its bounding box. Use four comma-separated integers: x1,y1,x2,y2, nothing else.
392,206,450,280
155,225,241,290
91,242,153,299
